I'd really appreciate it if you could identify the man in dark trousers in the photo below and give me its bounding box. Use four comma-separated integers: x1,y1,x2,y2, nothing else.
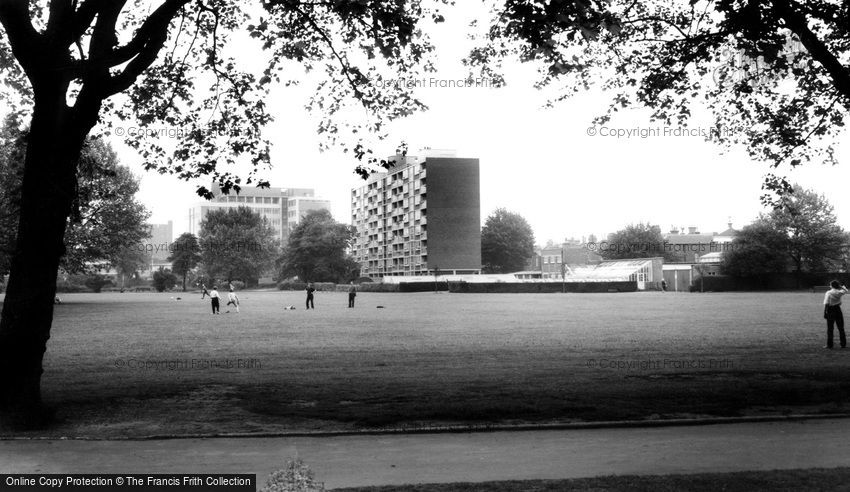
305,282,315,310
209,286,220,314
823,280,848,349
348,281,357,308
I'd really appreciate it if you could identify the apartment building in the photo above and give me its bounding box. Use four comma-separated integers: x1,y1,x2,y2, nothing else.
351,151,481,278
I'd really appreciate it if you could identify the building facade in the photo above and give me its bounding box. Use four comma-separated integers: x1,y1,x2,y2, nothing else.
351,151,481,278
286,196,333,235
534,240,603,279
188,186,327,245
147,221,173,264
663,222,739,263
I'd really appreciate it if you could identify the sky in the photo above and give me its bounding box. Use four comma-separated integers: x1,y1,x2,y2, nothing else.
110,4,850,245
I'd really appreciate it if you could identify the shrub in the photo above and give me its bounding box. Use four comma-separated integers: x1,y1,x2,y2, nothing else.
261,458,324,492
55,283,88,293
56,274,89,293
277,281,307,291
84,275,113,293
152,269,178,292
356,276,374,283
355,282,400,292
229,280,245,291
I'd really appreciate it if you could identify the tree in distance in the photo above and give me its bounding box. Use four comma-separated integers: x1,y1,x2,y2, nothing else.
481,208,535,274
598,223,678,262
724,185,849,283
112,245,150,291
0,0,447,423
467,1,850,203
168,233,201,292
198,207,278,286
722,220,791,282
0,115,151,276
277,209,359,283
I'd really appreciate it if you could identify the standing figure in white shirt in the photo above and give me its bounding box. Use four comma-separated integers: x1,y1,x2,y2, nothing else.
226,286,240,313
823,280,848,349
209,286,220,315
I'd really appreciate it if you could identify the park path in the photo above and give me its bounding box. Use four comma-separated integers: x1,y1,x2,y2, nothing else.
3,418,850,489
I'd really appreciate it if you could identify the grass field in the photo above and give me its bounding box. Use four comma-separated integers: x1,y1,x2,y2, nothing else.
3,290,850,437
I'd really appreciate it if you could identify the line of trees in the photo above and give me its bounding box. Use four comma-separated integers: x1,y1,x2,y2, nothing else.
159,207,359,292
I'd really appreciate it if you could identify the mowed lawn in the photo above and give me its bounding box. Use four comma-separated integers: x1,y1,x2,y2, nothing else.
2,290,850,437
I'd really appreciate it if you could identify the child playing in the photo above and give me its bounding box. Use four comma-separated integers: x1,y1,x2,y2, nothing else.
226,286,240,313
210,286,220,314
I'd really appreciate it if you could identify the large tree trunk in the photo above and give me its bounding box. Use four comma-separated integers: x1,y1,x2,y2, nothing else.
0,87,97,427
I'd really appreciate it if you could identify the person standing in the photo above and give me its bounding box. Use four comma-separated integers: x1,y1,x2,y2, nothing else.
210,286,220,314
306,282,316,310
348,281,357,308
660,279,668,292
823,280,848,349
200,282,210,299
226,286,240,313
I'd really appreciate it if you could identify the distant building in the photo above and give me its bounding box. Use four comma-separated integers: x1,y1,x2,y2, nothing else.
663,221,739,263
188,186,326,245
569,258,664,290
286,196,332,238
662,264,695,292
351,150,481,278
534,239,603,279
145,220,174,270
713,220,740,244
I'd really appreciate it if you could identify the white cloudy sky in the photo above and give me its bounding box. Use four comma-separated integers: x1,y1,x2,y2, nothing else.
111,4,849,244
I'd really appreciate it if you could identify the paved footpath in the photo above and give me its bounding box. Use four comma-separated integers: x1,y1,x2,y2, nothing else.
3,419,850,489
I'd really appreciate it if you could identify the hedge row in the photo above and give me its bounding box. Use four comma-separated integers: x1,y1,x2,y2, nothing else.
448,281,638,294
276,281,449,293
277,281,336,291
691,273,850,292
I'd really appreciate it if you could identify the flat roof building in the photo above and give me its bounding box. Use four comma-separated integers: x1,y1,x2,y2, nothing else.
147,221,173,263
188,186,327,245
287,196,332,236
351,151,481,278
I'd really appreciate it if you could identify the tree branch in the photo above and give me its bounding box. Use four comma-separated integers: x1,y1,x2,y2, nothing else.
102,0,191,96
0,0,43,73
773,0,850,105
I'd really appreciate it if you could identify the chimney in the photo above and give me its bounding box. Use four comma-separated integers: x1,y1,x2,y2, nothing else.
670,225,679,234
688,226,698,234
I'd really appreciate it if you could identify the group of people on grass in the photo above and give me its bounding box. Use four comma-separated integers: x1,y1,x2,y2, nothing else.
196,280,357,314
305,282,358,310
190,278,849,349
200,282,240,314
306,281,357,309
